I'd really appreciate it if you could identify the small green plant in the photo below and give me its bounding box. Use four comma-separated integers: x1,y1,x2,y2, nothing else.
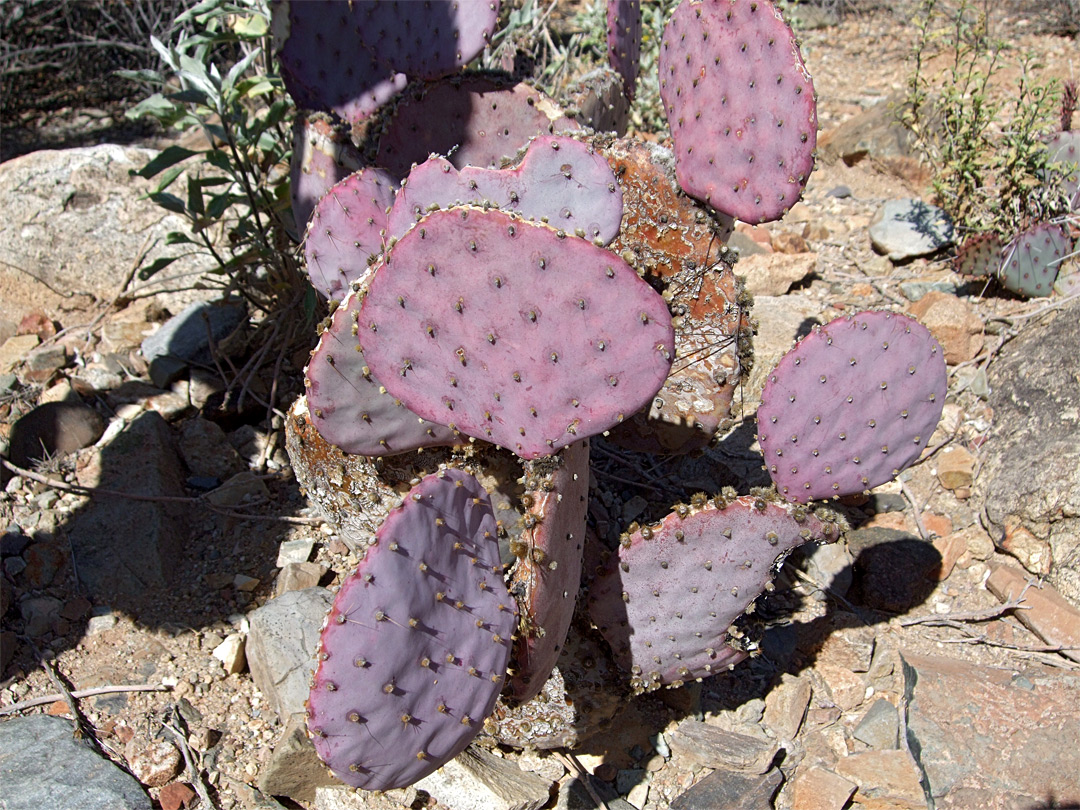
118,0,302,317
902,0,1073,236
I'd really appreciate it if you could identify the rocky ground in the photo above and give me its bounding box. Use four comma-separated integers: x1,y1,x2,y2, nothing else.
2,5,1080,810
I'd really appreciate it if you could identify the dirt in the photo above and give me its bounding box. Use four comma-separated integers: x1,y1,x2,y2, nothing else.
1,4,1078,810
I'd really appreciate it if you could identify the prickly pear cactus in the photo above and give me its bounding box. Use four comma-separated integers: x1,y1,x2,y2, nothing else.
587,494,841,691
273,0,499,123
304,290,463,456
952,231,1003,278
290,113,364,234
607,0,642,102
304,168,396,300
508,440,591,701
307,469,516,791
357,206,675,459
998,222,1071,298
757,311,947,502
658,0,816,223
1045,130,1080,211
388,135,623,245
372,74,582,180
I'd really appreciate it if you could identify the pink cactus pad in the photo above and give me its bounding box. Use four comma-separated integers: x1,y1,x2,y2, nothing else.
307,469,516,790
304,289,462,456
389,135,623,245
607,0,642,102
304,168,396,300
588,495,840,690
290,113,364,233
658,0,817,223
374,75,582,180
757,311,947,502
509,439,591,701
357,207,675,459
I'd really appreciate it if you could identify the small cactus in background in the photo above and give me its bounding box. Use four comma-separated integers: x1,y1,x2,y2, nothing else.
270,0,952,792
952,231,1003,279
607,0,643,102
998,222,1072,298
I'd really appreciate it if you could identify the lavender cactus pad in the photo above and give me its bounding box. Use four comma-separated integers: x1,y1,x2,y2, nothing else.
357,206,675,459
388,135,623,245
290,113,364,233
607,0,642,102
658,0,816,223
757,311,946,502
304,290,462,456
307,469,516,791
588,495,841,691
304,168,396,300
373,75,582,180
998,223,1070,298
952,231,1002,279
509,439,591,701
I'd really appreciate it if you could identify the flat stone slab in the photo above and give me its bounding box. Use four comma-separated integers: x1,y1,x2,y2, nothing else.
0,714,151,809
904,653,1080,808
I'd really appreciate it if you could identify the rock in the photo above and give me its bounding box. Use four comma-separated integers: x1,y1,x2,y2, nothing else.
0,334,40,373
745,295,824,405
899,276,963,302
158,782,197,810
178,417,245,480
315,786,420,810
906,291,983,364
762,674,812,741
615,769,645,796
834,749,927,809
0,146,217,324
986,564,1080,664
934,446,975,491
257,713,338,803
793,540,854,600
5,401,106,470
233,573,260,592
929,530,969,581
141,301,246,388
205,471,269,508
669,768,782,810
977,296,1080,605
20,540,67,589
904,653,1080,808
739,252,817,296
246,587,333,722
0,714,152,809
729,227,772,256
818,95,920,168
67,411,188,601
126,739,183,788
666,720,779,774
999,524,1052,577
788,765,857,810
771,231,809,254
414,746,552,810
211,633,247,674
274,562,328,597
276,537,315,567
869,199,953,262
846,527,940,613
852,698,900,750
19,595,63,637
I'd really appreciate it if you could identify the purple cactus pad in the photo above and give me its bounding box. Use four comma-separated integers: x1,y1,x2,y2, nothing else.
290,113,364,233
304,290,463,456
509,439,591,701
388,135,623,245
374,75,582,180
358,206,675,459
607,0,642,102
658,0,817,223
588,495,840,690
304,168,396,300
757,311,947,502
998,223,1070,298
307,468,516,791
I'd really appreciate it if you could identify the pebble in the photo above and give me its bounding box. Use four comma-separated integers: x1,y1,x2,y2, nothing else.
276,537,315,567
853,697,900,749
127,740,183,788
212,634,247,675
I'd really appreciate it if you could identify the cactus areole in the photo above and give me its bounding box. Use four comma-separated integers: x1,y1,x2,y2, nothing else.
357,206,675,459
658,0,817,223
306,469,515,790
